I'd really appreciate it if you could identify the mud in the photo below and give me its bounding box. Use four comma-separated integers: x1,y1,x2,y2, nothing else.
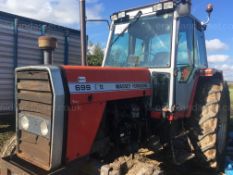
100,148,219,175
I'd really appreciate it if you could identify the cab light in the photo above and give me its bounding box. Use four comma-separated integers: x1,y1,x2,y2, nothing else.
163,1,174,10
111,14,118,21
153,3,163,11
118,11,126,18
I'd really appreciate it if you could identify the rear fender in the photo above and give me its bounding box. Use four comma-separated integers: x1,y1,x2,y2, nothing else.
199,68,223,80
181,68,223,118
152,68,224,120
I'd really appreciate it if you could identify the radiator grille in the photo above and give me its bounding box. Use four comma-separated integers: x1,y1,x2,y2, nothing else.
16,70,53,170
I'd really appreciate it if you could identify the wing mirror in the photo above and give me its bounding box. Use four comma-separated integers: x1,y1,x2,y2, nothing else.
202,3,214,26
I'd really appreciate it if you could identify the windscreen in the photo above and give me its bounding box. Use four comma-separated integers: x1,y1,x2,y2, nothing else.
105,13,173,68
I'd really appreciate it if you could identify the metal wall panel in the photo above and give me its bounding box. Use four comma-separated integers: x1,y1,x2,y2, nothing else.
68,35,81,65
0,20,14,112
46,30,65,65
18,28,42,66
0,11,81,113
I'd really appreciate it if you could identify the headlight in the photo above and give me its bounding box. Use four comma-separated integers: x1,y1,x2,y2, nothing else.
40,120,49,136
19,113,51,138
20,116,29,130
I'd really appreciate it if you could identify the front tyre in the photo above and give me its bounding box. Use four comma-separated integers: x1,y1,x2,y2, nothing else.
187,80,230,171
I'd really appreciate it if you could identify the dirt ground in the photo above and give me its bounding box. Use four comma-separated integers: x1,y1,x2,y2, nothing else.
0,114,14,150
101,150,217,175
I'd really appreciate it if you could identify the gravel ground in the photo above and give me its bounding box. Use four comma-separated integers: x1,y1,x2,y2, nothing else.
0,114,15,152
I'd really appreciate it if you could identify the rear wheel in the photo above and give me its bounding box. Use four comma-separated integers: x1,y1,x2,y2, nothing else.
187,80,230,171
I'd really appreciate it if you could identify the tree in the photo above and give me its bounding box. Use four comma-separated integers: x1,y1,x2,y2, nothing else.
87,43,104,66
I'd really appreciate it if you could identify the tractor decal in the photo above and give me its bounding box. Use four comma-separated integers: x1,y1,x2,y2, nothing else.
69,82,151,94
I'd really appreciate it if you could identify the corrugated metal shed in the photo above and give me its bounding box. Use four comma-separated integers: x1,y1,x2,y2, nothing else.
0,11,81,114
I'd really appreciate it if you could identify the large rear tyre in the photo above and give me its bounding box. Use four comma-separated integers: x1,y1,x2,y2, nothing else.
187,80,230,172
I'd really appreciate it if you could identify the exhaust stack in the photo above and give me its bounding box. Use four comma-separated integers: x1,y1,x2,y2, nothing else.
80,0,87,66
38,36,57,65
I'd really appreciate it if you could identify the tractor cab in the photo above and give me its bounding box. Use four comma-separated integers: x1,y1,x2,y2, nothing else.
103,0,209,115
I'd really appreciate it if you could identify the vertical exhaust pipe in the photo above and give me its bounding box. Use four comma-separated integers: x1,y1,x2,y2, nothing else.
80,0,87,66
38,36,57,65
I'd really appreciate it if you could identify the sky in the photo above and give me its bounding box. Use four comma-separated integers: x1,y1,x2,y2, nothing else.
0,0,232,80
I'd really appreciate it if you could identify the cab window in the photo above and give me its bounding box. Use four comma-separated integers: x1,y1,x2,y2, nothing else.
195,25,208,68
176,17,194,82
105,13,173,68
148,34,171,67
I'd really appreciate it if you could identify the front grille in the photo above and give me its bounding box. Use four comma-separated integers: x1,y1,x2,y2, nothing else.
16,70,53,170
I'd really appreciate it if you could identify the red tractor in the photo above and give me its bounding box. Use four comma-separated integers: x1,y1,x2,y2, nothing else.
1,0,230,174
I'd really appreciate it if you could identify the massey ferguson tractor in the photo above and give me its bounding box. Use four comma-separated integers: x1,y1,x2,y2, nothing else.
0,0,230,174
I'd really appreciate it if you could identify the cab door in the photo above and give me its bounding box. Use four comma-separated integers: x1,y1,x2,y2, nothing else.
175,17,196,113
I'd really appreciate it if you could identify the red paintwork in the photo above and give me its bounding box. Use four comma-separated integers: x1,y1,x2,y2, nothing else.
200,68,222,77
62,66,151,82
150,111,162,119
61,66,152,162
168,114,175,122
66,102,106,161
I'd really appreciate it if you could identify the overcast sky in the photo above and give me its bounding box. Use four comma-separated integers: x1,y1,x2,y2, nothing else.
0,0,232,81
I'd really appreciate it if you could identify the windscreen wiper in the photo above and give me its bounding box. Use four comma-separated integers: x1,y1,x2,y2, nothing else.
110,11,142,47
